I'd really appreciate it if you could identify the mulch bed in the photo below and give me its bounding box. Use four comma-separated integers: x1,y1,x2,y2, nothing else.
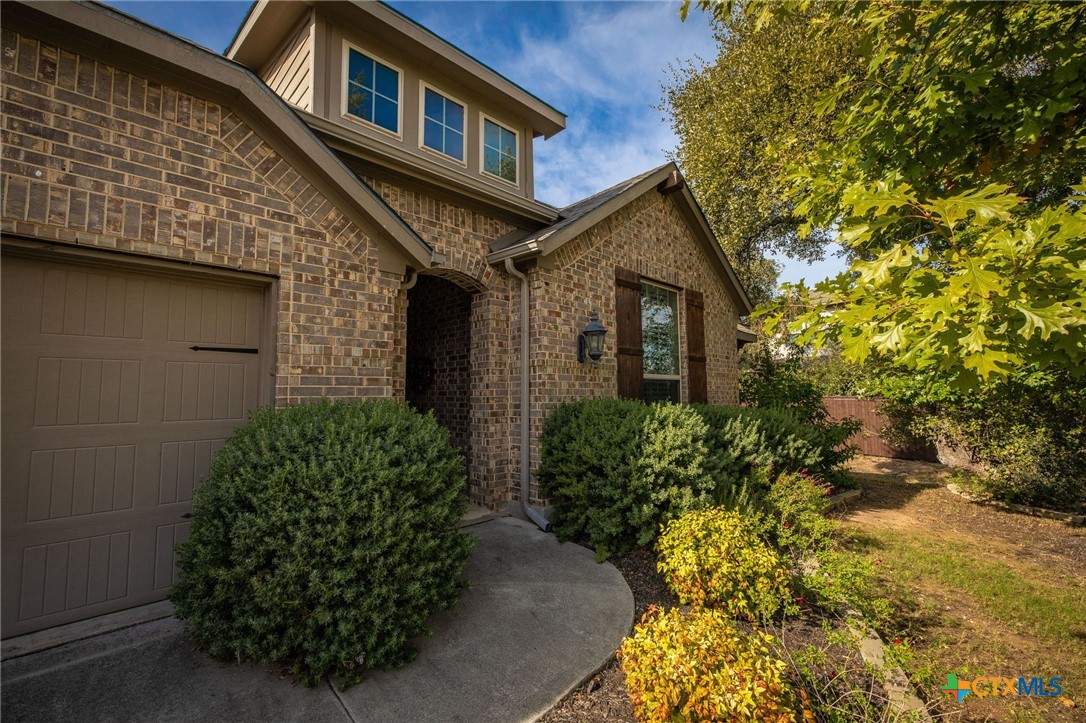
539,545,890,722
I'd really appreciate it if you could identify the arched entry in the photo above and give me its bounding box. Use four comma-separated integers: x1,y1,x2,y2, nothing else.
405,274,474,460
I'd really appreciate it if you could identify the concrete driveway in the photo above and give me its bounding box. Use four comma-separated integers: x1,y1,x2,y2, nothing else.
1,517,633,723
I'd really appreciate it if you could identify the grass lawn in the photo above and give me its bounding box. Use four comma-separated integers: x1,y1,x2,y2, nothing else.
837,459,1086,722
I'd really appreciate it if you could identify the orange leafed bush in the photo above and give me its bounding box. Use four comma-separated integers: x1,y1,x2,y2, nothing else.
619,606,811,722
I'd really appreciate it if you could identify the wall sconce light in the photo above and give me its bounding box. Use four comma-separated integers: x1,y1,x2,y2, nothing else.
577,311,608,365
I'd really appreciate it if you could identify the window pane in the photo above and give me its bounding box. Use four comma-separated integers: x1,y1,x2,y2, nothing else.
424,88,443,122
445,99,464,131
483,146,501,176
483,119,500,148
500,128,517,158
348,51,371,90
642,283,679,376
374,62,398,100
445,128,463,159
346,83,369,119
498,152,516,182
643,379,680,404
423,118,444,152
374,95,397,132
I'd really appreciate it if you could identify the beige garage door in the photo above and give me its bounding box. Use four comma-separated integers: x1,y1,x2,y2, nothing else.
2,251,266,637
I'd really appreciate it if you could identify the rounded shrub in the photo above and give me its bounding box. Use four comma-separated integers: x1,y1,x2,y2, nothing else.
656,507,794,621
620,606,809,722
171,399,475,688
537,399,713,559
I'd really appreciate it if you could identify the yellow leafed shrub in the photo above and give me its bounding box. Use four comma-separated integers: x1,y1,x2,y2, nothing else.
656,507,794,621
619,606,810,722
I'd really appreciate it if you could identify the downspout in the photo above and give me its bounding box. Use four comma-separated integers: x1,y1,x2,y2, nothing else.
504,257,552,532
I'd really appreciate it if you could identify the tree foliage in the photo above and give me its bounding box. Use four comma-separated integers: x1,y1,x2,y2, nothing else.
684,0,1086,387
662,6,858,304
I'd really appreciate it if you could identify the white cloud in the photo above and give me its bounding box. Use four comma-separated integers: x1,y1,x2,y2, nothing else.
505,2,718,206
395,1,718,207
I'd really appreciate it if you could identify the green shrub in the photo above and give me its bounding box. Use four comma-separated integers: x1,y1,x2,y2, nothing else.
536,398,648,556
695,405,857,487
537,400,713,559
656,507,795,621
877,369,1086,513
620,606,809,722
763,471,837,552
171,399,475,688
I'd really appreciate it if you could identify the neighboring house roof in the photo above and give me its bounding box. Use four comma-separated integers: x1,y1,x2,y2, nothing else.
227,1,567,140
488,163,754,316
12,0,435,270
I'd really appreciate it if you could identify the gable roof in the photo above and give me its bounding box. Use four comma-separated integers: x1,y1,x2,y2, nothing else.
488,163,754,315
8,0,435,271
227,1,567,140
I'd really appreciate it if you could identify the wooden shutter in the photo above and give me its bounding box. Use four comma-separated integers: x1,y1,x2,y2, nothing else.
686,289,707,404
615,267,643,399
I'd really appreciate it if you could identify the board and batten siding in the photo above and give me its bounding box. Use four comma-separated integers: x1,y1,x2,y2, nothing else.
259,14,313,112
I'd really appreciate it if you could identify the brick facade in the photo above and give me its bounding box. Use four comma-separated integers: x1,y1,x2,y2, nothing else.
1,29,404,407
2,24,741,511
523,190,740,503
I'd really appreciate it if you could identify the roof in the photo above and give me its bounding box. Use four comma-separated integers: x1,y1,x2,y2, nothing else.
227,1,567,140
488,163,754,315
9,0,435,271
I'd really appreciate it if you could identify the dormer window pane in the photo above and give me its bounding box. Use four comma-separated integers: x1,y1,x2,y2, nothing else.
422,87,465,161
346,48,399,134
482,118,517,184
445,128,463,159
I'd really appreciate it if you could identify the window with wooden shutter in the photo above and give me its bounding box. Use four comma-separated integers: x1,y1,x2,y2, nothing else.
685,289,707,403
615,267,643,399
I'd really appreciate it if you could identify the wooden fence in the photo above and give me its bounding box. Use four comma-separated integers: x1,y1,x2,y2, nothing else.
822,396,938,461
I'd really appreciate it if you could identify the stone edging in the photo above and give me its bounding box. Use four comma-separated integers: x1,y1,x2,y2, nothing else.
847,616,933,722
946,484,1085,526
825,487,863,511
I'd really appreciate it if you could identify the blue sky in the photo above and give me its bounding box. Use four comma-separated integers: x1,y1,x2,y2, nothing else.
106,0,845,286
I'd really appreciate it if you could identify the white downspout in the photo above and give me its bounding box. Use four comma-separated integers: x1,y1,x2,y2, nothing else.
504,258,552,532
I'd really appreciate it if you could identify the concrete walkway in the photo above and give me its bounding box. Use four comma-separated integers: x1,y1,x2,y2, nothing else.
1,517,634,723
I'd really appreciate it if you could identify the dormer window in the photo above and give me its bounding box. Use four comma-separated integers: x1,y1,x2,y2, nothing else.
345,45,401,135
421,85,465,162
482,116,517,185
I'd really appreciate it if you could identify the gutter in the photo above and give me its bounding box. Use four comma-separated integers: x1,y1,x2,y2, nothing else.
503,258,552,532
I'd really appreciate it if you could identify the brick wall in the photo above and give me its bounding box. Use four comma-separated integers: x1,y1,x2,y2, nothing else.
1,28,403,404
365,177,519,508
523,190,741,503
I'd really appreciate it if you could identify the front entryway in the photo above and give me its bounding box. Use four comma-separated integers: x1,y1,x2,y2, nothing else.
405,274,472,457
1,250,266,637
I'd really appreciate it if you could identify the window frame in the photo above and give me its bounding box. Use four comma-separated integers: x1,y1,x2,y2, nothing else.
640,280,682,403
341,41,403,139
418,82,467,165
479,113,519,188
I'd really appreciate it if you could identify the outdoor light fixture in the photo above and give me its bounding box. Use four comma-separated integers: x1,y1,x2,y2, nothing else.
577,311,608,365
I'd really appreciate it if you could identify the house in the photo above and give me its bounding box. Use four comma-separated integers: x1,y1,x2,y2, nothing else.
0,0,751,638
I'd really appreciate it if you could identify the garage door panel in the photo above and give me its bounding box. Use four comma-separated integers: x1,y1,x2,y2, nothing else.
153,521,191,591
167,282,259,346
3,252,266,638
32,357,141,427
164,361,251,422
25,444,137,522
40,267,146,340
159,438,224,505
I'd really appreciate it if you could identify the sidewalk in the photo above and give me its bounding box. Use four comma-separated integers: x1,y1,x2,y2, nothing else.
1,517,634,723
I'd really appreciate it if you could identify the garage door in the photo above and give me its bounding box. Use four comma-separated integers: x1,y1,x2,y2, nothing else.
1,251,266,637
